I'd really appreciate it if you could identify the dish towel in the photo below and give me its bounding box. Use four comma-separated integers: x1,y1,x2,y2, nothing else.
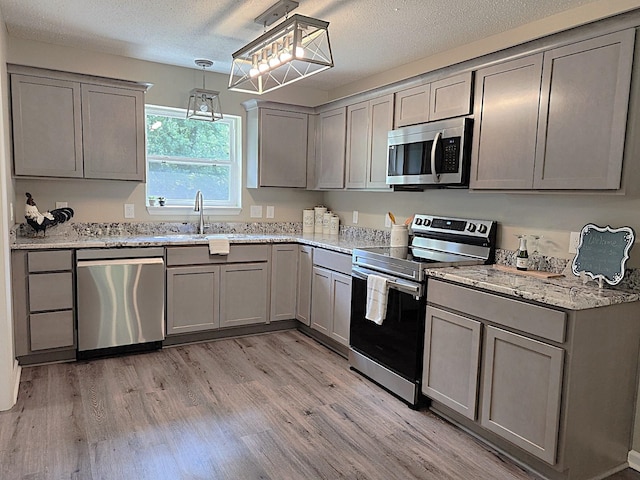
208,238,230,255
365,274,389,325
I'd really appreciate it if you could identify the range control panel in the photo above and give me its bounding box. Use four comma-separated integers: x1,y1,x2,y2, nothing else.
411,214,495,239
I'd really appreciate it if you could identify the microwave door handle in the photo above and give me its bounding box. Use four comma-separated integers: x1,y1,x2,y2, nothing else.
431,131,442,183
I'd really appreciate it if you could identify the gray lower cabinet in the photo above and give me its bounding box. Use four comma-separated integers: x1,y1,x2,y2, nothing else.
9,64,149,181
11,250,76,362
422,306,481,420
165,245,270,335
296,245,313,325
220,263,269,328
425,278,640,480
310,248,352,347
270,244,298,322
481,325,563,465
471,29,634,190
166,265,220,335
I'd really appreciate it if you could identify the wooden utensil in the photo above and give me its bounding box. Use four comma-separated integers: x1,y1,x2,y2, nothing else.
388,212,396,224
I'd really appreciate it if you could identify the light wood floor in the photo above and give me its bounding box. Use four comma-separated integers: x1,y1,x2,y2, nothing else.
1,330,639,480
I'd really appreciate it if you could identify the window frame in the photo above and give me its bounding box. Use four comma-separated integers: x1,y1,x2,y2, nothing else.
145,105,242,216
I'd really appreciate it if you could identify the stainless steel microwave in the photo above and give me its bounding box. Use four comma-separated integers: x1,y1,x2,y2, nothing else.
386,117,473,188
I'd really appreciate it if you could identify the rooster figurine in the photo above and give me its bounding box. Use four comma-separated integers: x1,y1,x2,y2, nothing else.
24,193,74,236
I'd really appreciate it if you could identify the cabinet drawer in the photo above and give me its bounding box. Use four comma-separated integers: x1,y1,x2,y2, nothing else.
28,272,73,312
428,279,566,343
313,248,351,275
166,244,270,266
30,310,74,351
28,250,72,272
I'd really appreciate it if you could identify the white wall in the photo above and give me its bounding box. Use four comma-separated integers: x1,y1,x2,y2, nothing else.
7,39,326,224
0,8,21,411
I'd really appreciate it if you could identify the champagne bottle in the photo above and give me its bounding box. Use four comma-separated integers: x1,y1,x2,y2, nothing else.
516,236,528,271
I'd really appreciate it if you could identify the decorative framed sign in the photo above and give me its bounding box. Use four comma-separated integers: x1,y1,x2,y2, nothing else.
571,224,635,287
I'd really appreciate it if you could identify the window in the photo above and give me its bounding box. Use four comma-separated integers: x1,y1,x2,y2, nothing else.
145,105,242,214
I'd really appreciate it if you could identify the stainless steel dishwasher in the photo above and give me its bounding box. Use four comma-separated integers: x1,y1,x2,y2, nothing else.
76,248,165,356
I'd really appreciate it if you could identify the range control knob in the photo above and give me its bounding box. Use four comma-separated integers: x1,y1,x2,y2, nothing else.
466,223,477,232
422,218,431,227
414,218,423,226
478,224,488,234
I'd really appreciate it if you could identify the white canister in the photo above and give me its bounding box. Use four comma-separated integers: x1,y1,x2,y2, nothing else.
302,209,315,234
390,224,409,247
329,215,340,235
314,206,327,234
322,212,332,235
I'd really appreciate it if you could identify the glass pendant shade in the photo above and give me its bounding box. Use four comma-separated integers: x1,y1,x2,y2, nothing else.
229,14,333,94
187,59,223,122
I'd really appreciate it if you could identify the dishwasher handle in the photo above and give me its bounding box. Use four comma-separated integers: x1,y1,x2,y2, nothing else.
77,257,164,268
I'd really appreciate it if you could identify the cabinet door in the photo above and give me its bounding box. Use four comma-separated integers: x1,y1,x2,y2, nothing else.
394,83,430,127
470,55,542,189
166,266,220,335
220,263,269,328
316,108,346,188
11,74,83,178
81,84,145,181
345,100,370,189
368,94,394,189
270,244,298,322
429,72,473,121
481,326,563,465
30,310,75,351
329,271,351,346
296,246,313,325
310,266,332,334
534,30,634,189
259,109,308,187
422,306,481,420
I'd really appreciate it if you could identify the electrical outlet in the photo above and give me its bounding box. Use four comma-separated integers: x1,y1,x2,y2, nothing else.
55,201,68,209
385,214,392,228
266,205,275,219
250,205,263,218
569,231,581,254
124,203,135,219
352,211,359,224
9,202,13,223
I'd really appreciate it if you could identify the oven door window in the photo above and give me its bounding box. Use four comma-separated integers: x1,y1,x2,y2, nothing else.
350,277,425,381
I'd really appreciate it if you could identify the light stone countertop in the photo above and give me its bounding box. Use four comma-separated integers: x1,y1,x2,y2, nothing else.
10,232,389,255
426,265,640,310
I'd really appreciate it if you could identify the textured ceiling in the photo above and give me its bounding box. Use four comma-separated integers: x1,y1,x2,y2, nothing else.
0,0,604,90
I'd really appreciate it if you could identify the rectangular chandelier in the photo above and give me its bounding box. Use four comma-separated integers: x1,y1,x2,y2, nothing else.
229,14,333,95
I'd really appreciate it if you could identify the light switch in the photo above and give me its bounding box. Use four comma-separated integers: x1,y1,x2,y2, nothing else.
124,204,135,219
266,205,275,218
352,211,359,224
250,205,263,218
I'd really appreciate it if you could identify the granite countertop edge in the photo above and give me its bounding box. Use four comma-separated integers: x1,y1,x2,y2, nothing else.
10,233,389,255
426,265,640,311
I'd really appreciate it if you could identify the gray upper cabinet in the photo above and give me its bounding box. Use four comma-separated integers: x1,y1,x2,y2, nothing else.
244,101,311,188
9,65,149,181
81,84,146,181
345,94,393,190
394,72,473,127
471,29,634,190
315,107,347,189
11,75,83,178
533,30,635,189
470,55,543,189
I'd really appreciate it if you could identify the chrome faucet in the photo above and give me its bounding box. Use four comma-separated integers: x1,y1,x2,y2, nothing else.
194,190,204,234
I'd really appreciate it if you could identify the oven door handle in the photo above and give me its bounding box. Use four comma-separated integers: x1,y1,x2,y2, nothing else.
351,266,424,298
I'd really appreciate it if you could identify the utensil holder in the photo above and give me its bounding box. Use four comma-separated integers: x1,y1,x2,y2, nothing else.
390,224,409,247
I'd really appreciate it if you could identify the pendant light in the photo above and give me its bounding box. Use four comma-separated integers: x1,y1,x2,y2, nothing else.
229,0,333,95
187,59,223,122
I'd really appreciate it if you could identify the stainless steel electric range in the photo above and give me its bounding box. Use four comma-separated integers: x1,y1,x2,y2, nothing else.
349,214,497,407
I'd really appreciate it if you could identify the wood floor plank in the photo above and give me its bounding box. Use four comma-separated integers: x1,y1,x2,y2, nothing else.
1,330,639,480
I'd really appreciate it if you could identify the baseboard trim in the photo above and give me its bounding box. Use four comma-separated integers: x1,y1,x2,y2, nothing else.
628,450,640,472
